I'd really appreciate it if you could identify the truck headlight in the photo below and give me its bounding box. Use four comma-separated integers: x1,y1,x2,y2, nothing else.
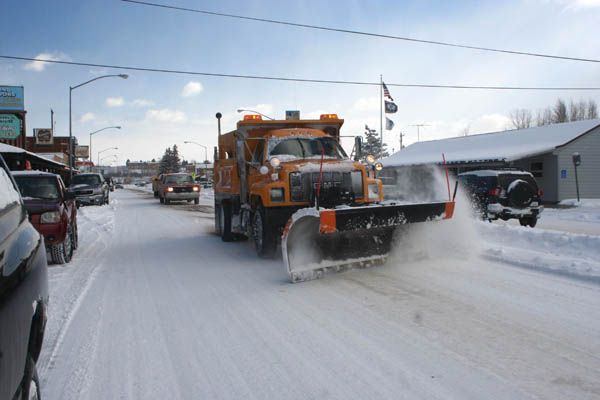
270,188,284,202
192,186,200,192
375,162,383,171
41,211,61,224
366,154,376,164
167,187,174,192
270,157,281,168
368,184,379,200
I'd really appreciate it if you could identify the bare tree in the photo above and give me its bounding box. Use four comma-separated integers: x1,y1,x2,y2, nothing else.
587,99,598,119
510,108,533,129
552,99,568,123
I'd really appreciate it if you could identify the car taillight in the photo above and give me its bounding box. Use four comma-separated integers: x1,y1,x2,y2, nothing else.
192,186,199,192
538,189,544,198
167,187,174,192
488,187,500,196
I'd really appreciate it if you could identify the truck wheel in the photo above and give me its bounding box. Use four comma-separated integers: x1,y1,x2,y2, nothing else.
19,354,40,400
159,196,164,204
165,198,171,205
221,202,234,242
252,205,277,258
71,223,79,250
194,198,199,205
215,203,222,235
153,191,158,198
51,230,71,264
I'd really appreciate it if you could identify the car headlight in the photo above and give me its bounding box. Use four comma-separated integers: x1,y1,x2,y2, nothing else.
167,187,174,192
192,186,200,192
270,157,281,168
41,211,61,224
270,188,284,202
368,184,379,200
366,154,376,164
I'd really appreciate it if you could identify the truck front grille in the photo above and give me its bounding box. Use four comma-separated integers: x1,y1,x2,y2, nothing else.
289,171,362,205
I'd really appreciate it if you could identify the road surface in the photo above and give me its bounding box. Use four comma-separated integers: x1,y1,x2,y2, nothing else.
39,190,600,399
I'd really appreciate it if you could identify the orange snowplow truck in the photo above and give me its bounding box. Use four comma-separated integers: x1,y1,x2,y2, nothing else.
213,112,455,282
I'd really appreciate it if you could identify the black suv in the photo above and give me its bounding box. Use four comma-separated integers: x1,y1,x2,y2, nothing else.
69,173,110,206
0,156,49,399
458,169,543,227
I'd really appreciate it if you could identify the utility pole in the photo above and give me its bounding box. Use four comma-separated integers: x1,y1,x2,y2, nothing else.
399,131,405,150
50,109,54,134
379,75,383,151
409,124,430,142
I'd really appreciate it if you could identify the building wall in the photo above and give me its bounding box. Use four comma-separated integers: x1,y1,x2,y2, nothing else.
555,126,600,200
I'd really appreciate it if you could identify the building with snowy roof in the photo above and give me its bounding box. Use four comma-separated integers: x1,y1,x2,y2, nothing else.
382,119,600,203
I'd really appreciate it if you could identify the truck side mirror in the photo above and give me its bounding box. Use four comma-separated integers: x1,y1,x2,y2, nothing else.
354,137,363,161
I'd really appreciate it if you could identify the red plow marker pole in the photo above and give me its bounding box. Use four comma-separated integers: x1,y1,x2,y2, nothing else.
442,153,451,202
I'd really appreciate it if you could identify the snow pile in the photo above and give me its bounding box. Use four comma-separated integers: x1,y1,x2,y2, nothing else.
479,221,600,281
559,198,600,208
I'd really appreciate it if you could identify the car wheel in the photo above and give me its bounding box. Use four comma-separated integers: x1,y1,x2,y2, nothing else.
19,354,41,400
165,198,171,205
159,196,164,204
51,226,73,264
153,191,158,198
221,202,234,242
252,205,277,258
527,217,538,228
71,223,79,250
194,198,199,205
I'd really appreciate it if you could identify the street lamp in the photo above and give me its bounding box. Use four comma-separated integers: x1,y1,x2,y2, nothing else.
98,146,118,165
183,141,209,163
89,126,121,163
69,74,128,178
236,108,275,120
100,154,118,164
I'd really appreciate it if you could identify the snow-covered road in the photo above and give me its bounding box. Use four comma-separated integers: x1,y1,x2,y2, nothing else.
39,190,600,399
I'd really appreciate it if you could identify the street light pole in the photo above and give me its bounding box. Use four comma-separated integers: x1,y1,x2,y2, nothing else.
184,141,208,162
69,74,128,179
98,146,118,166
89,126,121,163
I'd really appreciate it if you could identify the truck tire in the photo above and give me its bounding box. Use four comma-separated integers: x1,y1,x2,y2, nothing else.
215,203,222,235
252,205,277,258
165,198,171,205
519,216,538,228
153,191,158,198
19,354,40,400
159,196,164,204
221,202,234,242
71,222,79,250
194,198,199,205
51,225,73,264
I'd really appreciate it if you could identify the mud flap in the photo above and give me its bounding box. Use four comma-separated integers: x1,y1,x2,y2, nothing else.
281,201,455,283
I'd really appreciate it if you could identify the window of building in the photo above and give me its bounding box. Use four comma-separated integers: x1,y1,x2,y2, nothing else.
530,161,543,178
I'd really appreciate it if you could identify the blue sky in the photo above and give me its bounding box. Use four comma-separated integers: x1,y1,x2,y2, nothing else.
1,0,599,163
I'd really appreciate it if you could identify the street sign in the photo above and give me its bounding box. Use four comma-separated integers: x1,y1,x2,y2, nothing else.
0,114,21,139
34,128,53,145
560,169,567,179
0,86,24,111
285,110,300,120
75,145,90,158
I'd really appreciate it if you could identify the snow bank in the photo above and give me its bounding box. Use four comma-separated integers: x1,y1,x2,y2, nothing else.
559,198,600,208
479,221,600,281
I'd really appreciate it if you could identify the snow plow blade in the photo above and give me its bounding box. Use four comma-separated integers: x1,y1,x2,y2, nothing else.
282,201,455,283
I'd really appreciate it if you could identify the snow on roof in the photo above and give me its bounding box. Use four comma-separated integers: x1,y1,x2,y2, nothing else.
384,119,600,167
11,170,58,177
458,169,532,177
0,141,69,168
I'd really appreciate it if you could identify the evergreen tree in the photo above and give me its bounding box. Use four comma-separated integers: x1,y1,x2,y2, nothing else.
361,127,389,160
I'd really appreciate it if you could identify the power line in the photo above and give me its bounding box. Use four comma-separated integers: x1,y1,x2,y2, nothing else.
2,54,600,91
122,0,600,64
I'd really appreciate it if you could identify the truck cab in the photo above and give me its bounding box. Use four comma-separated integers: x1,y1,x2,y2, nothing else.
214,113,383,256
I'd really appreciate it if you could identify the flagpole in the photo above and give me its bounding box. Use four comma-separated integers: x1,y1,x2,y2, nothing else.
380,74,383,156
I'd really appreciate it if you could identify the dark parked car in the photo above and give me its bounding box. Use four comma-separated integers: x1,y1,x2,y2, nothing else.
13,171,78,264
69,173,109,206
0,156,49,400
458,169,543,227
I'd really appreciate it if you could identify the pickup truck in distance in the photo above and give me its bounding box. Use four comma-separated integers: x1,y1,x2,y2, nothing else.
158,173,200,205
13,170,79,264
0,156,49,400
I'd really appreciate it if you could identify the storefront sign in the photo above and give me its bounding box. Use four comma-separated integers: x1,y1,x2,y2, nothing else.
0,86,24,111
34,128,53,145
0,114,21,139
75,145,90,158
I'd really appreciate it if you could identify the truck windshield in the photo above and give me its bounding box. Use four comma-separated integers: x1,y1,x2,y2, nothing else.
165,175,193,184
14,176,60,200
72,175,101,186
268,137,347,161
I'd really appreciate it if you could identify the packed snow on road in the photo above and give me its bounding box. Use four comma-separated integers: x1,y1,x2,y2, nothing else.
38,188,600,399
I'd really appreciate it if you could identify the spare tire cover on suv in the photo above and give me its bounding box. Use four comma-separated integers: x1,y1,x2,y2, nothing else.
507,179,535,208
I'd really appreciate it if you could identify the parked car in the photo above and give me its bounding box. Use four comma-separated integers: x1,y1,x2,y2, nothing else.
13,170,78,264
158,173,200,205
115,183,124,189
105,176,115,192
69,173,109,206
0,156,49,400
458,169,543,227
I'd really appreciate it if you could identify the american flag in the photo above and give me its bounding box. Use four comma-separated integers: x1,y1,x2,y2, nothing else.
382,82,394,101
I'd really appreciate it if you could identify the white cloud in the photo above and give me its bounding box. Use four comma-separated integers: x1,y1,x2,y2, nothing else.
353,97,380,112
106,97,125,107
145,109,187,124
181,81,204,97
80,112,96,123
559,0,600,9
236,103,275,118
23,52,67,72
131,98,154,107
